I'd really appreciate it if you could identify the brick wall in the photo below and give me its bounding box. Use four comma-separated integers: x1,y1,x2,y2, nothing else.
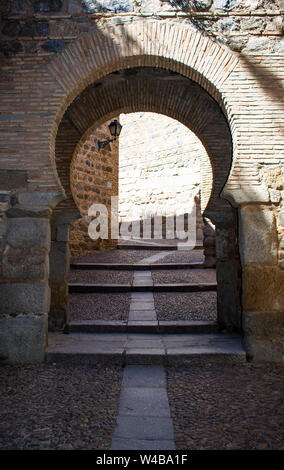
118,112,208,239
69,120,119,256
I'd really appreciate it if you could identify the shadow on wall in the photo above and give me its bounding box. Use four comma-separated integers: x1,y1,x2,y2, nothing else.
238,54,284,112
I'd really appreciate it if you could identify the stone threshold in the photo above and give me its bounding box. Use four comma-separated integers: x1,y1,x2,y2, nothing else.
67,320,219,334
117,244,203,251
45,332,246,366
70,261,205,270
68,282,217,293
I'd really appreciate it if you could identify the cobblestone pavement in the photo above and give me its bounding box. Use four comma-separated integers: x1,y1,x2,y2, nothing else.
68,269,134,284
153,250,204,263
152,269,216,284
167,364,284,450
69,293,131,321
154,292,217,321
0,364,123,450
71,249,156,264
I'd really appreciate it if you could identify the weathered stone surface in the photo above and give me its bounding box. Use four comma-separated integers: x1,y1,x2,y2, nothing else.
215,224,236,260
0,193,10,213
56,224,70,242
218,18,239,32
0,216,6,253
17,191,63,208
68,0,83,13
222,184,269,206
6,218,50,251
243,335,284,363
33,0,63,12
2,21,21,37
216,261,241,331
0,171,27,190
82,0,101,13
0,282,50,316
49,279,69,330
244,37,270,52
240,17,265,32
213,0,236,10
242,266,284,312
103,0,133,12
243,311,284,339
239,207,278,265
2,251,49,281
6,206,52,219
41,40,65,53
19,21,49,37
0,315,47,363
49,241,70,279
226,37,247,52
193,0,213,10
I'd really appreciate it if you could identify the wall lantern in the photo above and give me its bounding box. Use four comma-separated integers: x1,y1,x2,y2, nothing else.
97,119,122,151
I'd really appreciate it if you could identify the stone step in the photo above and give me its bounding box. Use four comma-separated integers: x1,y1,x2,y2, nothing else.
45,332,246,366
70,262,205,270
117,244,203,251
68,282,217,293
67,320,219,334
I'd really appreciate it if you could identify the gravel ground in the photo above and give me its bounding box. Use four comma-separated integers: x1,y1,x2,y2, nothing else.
71,249,156,264
0,364,123,450
167,364,284,450
152,269,216,284
154,292,217,321
69,293,131,321
154,250,204,264
68,270,133,284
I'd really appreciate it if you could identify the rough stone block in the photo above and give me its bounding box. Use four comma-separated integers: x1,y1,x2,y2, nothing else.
102,0,133,13
0,315,47,363
215,225,236,260
17,191,63,208
56,224,70,242
0,282,50,316
41,41,65,53
239,207,278,265
243,311,284,339
2,250,49,281
242,266,284,312
213,0,236,10
49,279,69,330
243,334,284,363
216,261,241,331
33,0,63,12
49,241,70,279
6,218,50,251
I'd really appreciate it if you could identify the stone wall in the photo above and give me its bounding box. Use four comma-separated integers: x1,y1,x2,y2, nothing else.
69,120,119,256
118,112,208,239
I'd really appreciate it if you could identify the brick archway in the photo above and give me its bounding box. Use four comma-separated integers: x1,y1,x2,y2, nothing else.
46,21,239,202
56,67,233,218
52,64,241,338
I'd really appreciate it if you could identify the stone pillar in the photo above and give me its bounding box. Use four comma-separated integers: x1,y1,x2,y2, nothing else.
215,211,242,333
239,204,284,362
0,191,62,363
49,211,80,330
206,208,242,333
202,218,216,268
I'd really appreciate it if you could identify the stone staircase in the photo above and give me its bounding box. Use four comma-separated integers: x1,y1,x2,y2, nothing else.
46,244,246,365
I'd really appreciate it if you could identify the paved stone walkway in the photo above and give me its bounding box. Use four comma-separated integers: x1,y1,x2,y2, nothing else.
111,366,175,450
46,246,245,450
113,255,175,449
